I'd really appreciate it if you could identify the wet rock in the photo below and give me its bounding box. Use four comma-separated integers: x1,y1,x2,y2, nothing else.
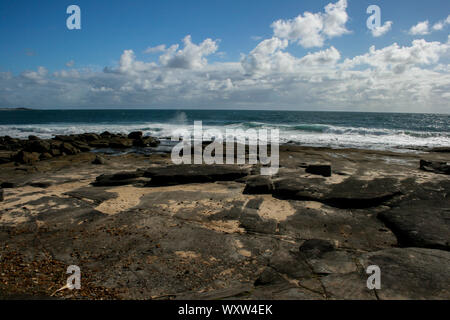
60,142,79,155
128,131,143,140
71,141,92,152
108,138,133,149
28,135,40,141
80,133,100,142
13,151,40,164
420,160,450,175
92,155,107,165
144,165,250,186
243,176,274,194
0,188,3,201
54,135,76,143
305,164,332,177
88,140,110,149
100,131,112,138
359,248,450,299
24,140,51,154
133,136,160,147
429,147,450,153
378,200,450,251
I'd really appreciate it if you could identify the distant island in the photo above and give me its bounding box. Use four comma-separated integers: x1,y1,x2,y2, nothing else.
0,107,33,111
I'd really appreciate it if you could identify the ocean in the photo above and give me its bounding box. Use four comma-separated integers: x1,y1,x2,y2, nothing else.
0,109,449,151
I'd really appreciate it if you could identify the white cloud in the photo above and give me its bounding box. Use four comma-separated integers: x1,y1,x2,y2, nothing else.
159,35,218,69
271,0,349,48
432,14,450,31
409,20,430,35
144,45,166,54
65,60,75,67
371,21,393,37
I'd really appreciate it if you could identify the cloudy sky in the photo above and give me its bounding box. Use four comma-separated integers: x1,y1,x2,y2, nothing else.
0,0,449,113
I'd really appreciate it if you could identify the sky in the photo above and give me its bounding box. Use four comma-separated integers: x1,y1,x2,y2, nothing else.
0,0,449,113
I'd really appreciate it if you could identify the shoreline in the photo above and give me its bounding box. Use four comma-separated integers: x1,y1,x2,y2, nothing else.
0,132,449,300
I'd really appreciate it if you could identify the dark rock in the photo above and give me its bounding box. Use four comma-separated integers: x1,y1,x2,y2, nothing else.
24,140,51,153
273,177,401,209
100,131,112,138
378,200,450,251
39,152,53,160
305,164,332,177
13,151,40,164
28,135,40,141
71,141,92,152
92,171,143,186
92,155,107,165
359,248,450,299
299,239,335,259
88,140,110,149
0,188,3,201
420,160,450,175
133,136,160,148
49,148,61,157
254,267,285,286
54,135,76,143
429,147,450,153
268,249,311,279
65,187,118,204
240,211,277,234
1,182,15,188
60,142,79,155
80,133,100,142
144,165,250,186
243,176,274,194
28,181,52,188
128,131,143,140
109,138,133,149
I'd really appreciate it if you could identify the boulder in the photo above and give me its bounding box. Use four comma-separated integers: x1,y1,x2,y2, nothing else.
420,160,450,175
14,151,40,164
60,142,79,155
133,136,160,148
92,155,107,165
24,140,51,153
92,171,143,186
88,140,110,149
28,135,40,141
378,200,450,251
143,165,250,186
305,164,332,177
128,131,143,140
243,176,274,194
71,141,92,152
39,152,53,160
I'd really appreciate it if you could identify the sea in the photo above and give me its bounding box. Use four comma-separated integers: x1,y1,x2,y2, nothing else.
0,109,449,152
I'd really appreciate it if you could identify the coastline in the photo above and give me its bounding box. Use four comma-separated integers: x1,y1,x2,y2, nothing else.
0,133,449,299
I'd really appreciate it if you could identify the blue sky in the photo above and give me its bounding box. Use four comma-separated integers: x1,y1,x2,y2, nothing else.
0,0,449,112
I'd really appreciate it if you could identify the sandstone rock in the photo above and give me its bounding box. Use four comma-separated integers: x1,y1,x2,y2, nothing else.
299,239,335,259
305,164,332,177
420,160,450,175
378,200,450,251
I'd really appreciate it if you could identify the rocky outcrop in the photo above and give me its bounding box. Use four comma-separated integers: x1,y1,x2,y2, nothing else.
305,164,332,177
378,200,450,251
420,160,450,175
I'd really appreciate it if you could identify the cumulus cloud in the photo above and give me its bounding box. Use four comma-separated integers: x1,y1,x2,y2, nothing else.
432,15,450,31
371,21,393,37
159,35,218,69
271,0,349,48
409,20,430,35
1,14,450,113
